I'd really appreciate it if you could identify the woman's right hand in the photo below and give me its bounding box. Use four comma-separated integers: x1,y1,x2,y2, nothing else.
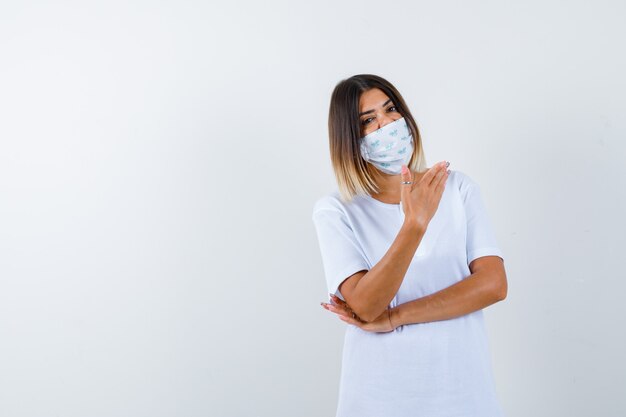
400,161,449,230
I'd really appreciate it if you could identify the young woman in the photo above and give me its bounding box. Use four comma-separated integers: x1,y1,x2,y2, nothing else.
312,74,508,417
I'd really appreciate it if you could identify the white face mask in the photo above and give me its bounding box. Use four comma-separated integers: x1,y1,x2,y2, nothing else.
359,117,413,175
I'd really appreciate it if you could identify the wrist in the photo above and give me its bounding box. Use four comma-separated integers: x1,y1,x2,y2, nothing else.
389,305,403,329
402,218,425,235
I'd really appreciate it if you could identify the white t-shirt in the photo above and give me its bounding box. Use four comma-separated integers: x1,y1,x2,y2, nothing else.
312,170,505,417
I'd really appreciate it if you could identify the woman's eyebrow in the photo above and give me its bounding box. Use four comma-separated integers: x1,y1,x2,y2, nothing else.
359,99,392,116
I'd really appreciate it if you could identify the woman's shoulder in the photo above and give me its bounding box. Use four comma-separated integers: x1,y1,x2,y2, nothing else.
447,169,479,190
312,190,368,218
445,169,488,206
313,191,350,214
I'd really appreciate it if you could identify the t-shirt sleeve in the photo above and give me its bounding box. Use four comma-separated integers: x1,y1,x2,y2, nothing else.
460,174,504,265
311,205,370,301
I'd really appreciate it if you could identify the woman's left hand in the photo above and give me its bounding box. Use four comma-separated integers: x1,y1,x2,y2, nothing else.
321,294,394,333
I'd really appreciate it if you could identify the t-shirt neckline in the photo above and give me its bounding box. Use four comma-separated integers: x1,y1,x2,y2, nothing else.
363,194,403,210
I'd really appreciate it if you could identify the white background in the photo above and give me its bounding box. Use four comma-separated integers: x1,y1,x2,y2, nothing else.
1,1,625,416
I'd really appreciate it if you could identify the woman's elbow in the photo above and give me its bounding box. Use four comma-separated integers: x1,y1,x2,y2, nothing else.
353,305,387,323
493,274,508,301
356,311,376,323
350,303,373,322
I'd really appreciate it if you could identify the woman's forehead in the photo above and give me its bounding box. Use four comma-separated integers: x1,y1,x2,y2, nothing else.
359,88,392,112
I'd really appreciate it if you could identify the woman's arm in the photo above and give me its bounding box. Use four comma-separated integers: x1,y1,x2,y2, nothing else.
338,163,449,322
323,256,506,331
390,256,507,327
338,220,426,322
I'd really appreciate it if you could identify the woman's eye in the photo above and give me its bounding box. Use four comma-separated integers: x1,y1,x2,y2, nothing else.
387,106,397,112
361,118,373,125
